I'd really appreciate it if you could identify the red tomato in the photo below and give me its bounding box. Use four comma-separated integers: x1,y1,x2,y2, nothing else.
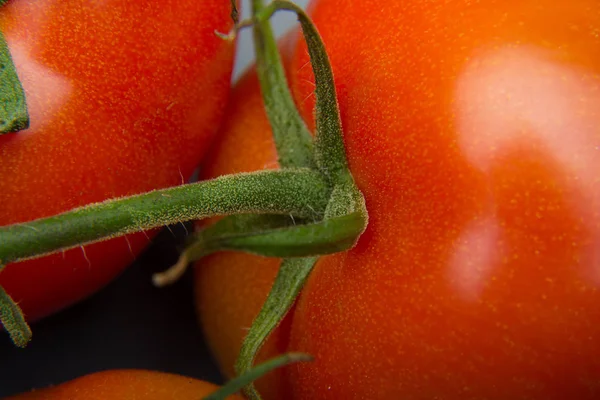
0,0,235,321
195,0,600,398
5,369,243,399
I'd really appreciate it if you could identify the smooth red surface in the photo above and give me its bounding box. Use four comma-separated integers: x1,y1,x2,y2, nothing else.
0,0,235,321
195,0,600,398
5,369,243,400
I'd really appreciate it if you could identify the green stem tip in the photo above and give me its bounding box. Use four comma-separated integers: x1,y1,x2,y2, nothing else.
0,284,31,347
0,29,29,135
204,352,313,400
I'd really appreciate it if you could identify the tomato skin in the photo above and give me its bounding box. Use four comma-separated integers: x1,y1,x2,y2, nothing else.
195,0,600,399
0,0,235,321
4,370,243,399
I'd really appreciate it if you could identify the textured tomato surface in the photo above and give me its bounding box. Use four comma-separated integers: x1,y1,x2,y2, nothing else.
4,369,243,400
195,0,600,398
0,0,235,321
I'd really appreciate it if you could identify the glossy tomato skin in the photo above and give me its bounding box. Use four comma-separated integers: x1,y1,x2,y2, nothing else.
5,369,243,400
0,0,235,321
195,0,600,399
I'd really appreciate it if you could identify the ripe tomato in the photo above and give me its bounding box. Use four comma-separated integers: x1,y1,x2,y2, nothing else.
5,369,243,399
0,0,235,321
194,0,600,398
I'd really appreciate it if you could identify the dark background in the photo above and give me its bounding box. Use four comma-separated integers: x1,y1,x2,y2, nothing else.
0,223,223,397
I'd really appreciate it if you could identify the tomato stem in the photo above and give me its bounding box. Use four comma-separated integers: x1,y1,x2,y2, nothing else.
0,0,370,355
154,214,299,286
251,0,315,169
0,283,31,347
0,169,330,264
204,352,313,400
229,0,239,25
154,210,364,287
235,257,317,400
201,211,364,257
233,3,368,400
0,30,29,135
270,0,351,186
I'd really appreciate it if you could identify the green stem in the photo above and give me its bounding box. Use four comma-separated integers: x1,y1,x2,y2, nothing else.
153,211,363,286
251,0,315,169
229,0,239,24
0,30,29,135
234,188,368,400
0,169,330,264
0,284,31,347
213,211,364,257
251,0,263,11
233,4,369,400
186,209,363,258
236,257,317,400
204,352,313,400
154,214,300,286
261,1,350,185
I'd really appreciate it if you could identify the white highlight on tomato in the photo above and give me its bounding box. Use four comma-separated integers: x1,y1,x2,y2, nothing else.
453,45,600,288
448,215,502,300
7,42,72,138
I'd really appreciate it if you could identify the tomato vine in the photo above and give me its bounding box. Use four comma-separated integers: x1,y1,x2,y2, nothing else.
0,9,367,400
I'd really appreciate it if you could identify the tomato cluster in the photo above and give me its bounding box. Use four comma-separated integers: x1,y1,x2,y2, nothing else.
2,0,600,399
195,0,600,399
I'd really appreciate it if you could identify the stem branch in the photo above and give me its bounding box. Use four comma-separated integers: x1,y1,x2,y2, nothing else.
251,0,315,169
0,169,329,264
